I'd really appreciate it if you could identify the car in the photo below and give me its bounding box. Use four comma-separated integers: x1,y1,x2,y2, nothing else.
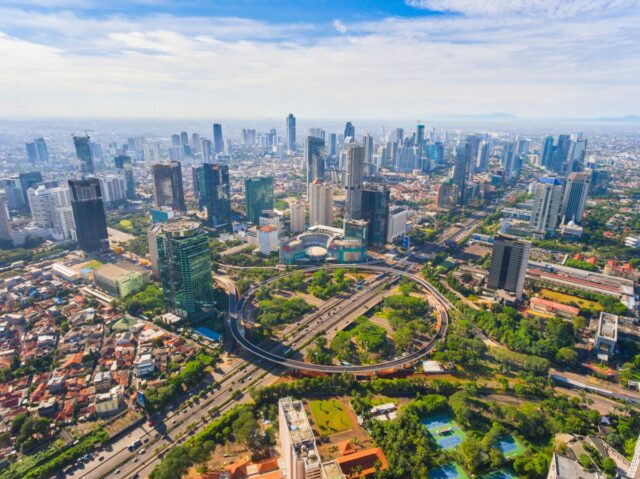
114,469,120,474
133,457,139,463
138,448,146,455
98,456,105,461
143,437,149,443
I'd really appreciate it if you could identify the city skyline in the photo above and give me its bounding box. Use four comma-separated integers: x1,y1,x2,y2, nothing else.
1,0,639,119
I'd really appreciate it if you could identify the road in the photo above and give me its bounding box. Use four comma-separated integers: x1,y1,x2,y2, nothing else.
230,264,450,373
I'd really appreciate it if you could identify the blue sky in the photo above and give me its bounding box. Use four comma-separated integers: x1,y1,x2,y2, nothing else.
0,0,639,118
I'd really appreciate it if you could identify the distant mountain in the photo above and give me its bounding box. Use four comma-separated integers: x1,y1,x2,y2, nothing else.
591,115,640,122
436,112,518,121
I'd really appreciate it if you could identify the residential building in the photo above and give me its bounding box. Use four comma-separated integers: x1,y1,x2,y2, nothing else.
68,178,108,252
309,180,333,227
18,171,44,208
530,177,564,235
290,202,305,233
245,177,274,225
99,174,127,205
487,234,531,301
152,161,185,212
258,225,279,255
153,220,214,321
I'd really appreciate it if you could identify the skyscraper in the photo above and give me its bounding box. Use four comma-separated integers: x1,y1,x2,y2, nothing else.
561,172,590,224
361,183,390,247
476,140,491,172
416,124,425,147
33,138,49,163
18,171,43,208
541,135,555,169
213,123,224,153
329,133,337,157
73,135,95,176
530,177,564,234
309,180,333,227
289,202,305,233
286,113,296,153
0,197,12,244
114,154,135,199
344,144,365,219
25,142,38,165
466,134,482,174
569,138,587,173
453,140,471,204
308,128,325,140
363,133,374,173
153,220,214,321
305,136,325,186
152,161,185,212
344,121,355,139
245,177,274,225
201,163,231,228
487,234,531,301
550,134,572,174
68,178,108,252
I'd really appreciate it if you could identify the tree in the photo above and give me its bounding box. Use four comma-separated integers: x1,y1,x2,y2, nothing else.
449,391,473,426
556,347,579,366
601,457,616,477
457,437,483,473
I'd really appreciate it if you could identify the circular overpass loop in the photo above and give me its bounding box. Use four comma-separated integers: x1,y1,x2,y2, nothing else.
230,264,450,374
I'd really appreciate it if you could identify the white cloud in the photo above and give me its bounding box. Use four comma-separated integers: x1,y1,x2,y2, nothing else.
333,19,348,33
406,0,638,18
0,4,638,118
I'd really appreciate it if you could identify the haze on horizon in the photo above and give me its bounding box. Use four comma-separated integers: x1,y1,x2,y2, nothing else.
0,0,639,119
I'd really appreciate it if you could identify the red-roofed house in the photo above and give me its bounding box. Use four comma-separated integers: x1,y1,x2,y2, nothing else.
529,297,580,320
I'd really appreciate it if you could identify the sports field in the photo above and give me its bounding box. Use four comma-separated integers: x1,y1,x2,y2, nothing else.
422,413,466,450
308,399,353,436
480,469,519,479
496,435,525,458
428,463,470,479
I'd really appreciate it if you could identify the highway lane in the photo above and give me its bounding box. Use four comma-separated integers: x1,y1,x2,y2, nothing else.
231,264,451,373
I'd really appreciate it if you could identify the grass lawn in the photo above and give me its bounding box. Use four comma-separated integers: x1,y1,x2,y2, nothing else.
540,289,602,312
308,399,353,436
83,259,104,270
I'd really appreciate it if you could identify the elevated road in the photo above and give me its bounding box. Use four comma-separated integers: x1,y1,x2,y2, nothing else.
230,264,450,374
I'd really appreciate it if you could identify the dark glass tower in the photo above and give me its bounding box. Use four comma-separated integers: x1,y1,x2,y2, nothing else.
154,220,214,321
487,234,531,301
152,161,185,212
361,184,390,247
305,136,325,186
212,123,224,153
245,177,274,225
286,113,296,152
68,178,108,252
73,135,95,176
202,163,231,228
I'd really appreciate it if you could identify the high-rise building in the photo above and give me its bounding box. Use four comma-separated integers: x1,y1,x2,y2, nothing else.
27,185,70,230
541,135,555,169
99,174,127,205
152,161,185,212
309,180,333,227
436,179,458,209
328,133,337,157
286,114,296,153
550,134,572,174
387,207,408,243
68,178,108,252
308,128,325,140
278,397,322,479
191,133,200,154
305,136,325,187
476,140,491,172
0,197,13,243
561,172,590,224
245,177,274,225
416,124,425,147
466,135,482,174
453,140,471,204
487,234,531,301
213,123,224,153
143,142,161,163
201,163,231,228
18,171,43,208
569,138,587,173
290,202,305,233
27,138,49,164
114,154,135,199
530,177,564,234
73,135,95,176
25,142,38,165
361,183,390,247
344,144,365,219
171,134,181,146
152,220,214,321
344,121,355,139
363,133,374,173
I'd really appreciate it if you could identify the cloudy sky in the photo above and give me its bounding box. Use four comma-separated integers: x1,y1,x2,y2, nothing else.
0,0,638,119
